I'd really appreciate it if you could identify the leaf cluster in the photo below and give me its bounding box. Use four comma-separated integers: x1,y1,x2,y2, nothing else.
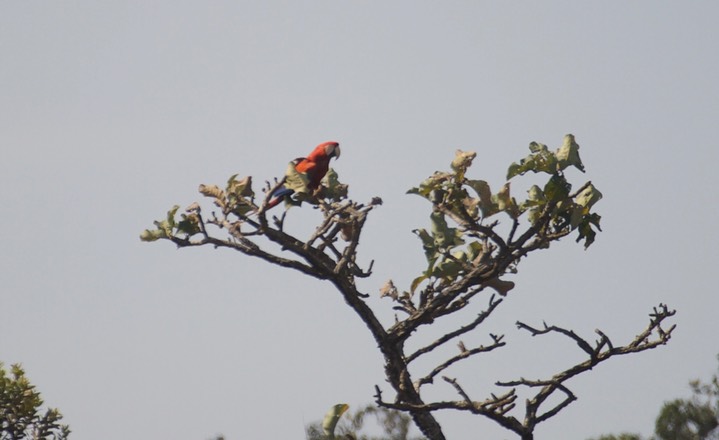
306,403,425,440
0,363,70,440
140,167,348,242
590,355,719,440
405,134,601,295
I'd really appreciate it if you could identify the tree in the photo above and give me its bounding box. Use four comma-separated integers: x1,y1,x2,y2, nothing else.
0,363,70,440
655,398,718,440
589,435,643,440
305,403,425,440
589,355,719,440
655,358,719,440
142,135,675,440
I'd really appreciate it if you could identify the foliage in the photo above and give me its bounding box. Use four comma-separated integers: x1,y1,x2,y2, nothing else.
654,357,719,440
655,399,718,440
589,435,643,440
142,135,675,440
0,363,70,440
306,404,425,440
405,134,601,294
590,355,719,440
322,404,350,440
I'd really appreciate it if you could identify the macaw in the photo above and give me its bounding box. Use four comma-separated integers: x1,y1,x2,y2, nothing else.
266,141,341,209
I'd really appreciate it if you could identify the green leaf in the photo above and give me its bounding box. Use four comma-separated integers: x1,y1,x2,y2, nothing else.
410,274,429,294
226,174,253,198
427,215,466,280
466,241,484,262
529,141,546,153
284,161,310,194
575,182,603,209
140,206,179,242
413,228,439,268
544,174,571,202
177,213,201,236
527,208,544,226
140,228,166,242
430,212,464,248
407,172,451,198
527,185,546,204
556,134,585,173
321,168,348,201
157,205,179,236
494,182,519,218
507,142,558,179
519,184,547,219
569,203,585,228
432,257,462,279
322,403,349,438
561,183,603,229
165,205,179,228
466,179,498,217
506,162,522,181
451,149,477,175
224,175,255,215
461,195,480,219
414,212,465,275
576,212,602,249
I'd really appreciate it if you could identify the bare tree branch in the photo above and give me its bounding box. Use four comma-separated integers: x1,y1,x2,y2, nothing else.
492,304,676,434
416,335,506,388
516,321,596,357
407,294,503,363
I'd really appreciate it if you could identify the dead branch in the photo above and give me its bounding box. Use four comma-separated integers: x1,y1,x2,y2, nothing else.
407,294,503,363
416,335,506,388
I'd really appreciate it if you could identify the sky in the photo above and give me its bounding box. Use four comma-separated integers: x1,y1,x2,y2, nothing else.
1,2,718,439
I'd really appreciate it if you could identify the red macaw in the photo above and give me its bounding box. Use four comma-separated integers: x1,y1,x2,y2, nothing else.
266,141,341,209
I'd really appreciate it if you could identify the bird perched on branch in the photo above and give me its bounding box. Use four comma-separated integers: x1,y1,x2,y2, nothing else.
266,141,341,209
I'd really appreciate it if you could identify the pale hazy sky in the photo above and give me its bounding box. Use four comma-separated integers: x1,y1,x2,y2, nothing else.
1,2,718,439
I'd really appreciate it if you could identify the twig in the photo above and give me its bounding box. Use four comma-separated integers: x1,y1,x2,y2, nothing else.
407,294,503,363
416,337,505,388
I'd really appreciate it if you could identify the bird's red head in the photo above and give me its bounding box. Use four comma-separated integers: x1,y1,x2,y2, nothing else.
309,141,340,161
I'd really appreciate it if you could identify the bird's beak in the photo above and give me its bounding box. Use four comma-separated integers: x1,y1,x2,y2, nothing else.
334,145,341,159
